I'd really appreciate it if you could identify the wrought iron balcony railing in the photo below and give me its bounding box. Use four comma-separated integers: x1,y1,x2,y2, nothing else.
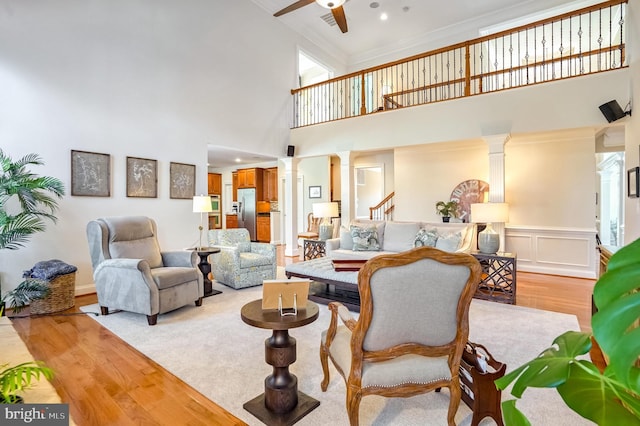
291,0,628,129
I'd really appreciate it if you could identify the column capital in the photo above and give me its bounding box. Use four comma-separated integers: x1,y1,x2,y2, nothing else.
279,157,299,172
482,134,511,154
336,151,355,164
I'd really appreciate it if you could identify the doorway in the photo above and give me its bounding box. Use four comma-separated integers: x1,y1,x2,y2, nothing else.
596,151,624,245
354,165,384,219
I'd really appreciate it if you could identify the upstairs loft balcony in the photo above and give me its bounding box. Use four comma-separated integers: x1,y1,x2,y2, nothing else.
291,0,629,129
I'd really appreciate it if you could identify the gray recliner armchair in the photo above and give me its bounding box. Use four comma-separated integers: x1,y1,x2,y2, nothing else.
86,216,204,325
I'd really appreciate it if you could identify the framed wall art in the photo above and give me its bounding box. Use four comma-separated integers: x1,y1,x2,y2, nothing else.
628,167,639,198
126,156,157,198
71,150,111,197
170,162,195,199
309,185,321,199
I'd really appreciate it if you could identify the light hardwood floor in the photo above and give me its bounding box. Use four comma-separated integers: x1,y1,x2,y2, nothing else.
10,246,596,426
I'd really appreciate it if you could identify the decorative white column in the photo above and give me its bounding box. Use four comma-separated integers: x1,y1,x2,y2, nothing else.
482,134,510,250
281,157,300,257
337,151,355,225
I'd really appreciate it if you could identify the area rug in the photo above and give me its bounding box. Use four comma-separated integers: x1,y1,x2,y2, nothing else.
81,271,591,426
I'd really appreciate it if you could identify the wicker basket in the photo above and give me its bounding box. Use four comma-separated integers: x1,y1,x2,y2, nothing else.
29,272,76,314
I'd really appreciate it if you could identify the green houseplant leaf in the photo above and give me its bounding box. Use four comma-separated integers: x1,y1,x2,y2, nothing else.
435,200,459,218
0,361,54,403
592,239,640,391
1,279,50,313
495,331,591,397
0,149,64,250
496,238,640,425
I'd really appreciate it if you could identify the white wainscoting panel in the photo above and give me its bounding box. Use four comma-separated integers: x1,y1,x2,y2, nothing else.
505,226,597,278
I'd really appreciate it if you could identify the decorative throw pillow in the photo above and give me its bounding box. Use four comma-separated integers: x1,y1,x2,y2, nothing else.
435,231,463,252
414,227,438,248
339,226,354,250
351,225,380,251
350,221,386,248
383,222,420,252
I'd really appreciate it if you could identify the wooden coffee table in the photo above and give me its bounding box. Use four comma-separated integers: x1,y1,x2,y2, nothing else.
285,257,361,311
240,299,320,426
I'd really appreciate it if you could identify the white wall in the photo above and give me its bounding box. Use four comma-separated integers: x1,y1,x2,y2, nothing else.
395,140,488,222
298,156,331,220
624,1,640,244
505,130,596,228
0,0,332,294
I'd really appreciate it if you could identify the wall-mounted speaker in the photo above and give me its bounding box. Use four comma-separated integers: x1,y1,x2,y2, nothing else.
287,145,295,157
599,100,627,123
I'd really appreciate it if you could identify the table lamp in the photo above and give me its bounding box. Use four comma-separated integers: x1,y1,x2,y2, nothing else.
193,195,213,250
312,202,339,241
470,202,509,254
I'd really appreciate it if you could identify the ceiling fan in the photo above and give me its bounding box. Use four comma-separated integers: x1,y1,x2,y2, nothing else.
274,0,348,33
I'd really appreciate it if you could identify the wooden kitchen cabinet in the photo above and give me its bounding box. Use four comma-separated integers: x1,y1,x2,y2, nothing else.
207,173,222,195
232,172,238,201
226,214,238,229
237,168,263,190
263,167,278,201
237,169,247,188
257,215,270,242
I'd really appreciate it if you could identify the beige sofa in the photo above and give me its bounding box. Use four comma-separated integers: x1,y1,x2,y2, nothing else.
325,220,475,260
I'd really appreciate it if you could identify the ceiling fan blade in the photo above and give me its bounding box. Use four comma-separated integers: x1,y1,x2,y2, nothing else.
332,6,348,33
274,0,316,17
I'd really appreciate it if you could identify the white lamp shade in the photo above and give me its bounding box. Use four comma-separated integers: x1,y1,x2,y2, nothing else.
470,202,509,223
193,195,213,213
316,0,346,9
312,202,339,219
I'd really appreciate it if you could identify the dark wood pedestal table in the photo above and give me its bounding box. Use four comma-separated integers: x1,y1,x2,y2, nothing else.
240,299,320,426
189,247,221,297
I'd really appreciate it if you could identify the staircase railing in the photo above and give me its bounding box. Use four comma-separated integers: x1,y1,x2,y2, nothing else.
291,0,628,128
370,192,395,221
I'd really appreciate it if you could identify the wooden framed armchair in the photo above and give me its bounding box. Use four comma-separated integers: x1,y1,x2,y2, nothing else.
86,216,204,325
319,246,481,425
298,212,321,240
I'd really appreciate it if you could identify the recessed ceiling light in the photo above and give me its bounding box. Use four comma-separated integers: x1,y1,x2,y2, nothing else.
235,158,241,163
380,12,388,21
370,2,380,8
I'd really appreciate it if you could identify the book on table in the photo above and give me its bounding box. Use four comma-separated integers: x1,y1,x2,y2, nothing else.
332,259,367,272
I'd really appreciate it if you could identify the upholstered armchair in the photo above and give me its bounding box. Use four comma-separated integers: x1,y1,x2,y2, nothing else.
319,246,481,426
86,216,203,325
208,228,276,289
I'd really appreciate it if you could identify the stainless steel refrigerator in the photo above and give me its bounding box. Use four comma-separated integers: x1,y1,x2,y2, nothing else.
237,188,257,241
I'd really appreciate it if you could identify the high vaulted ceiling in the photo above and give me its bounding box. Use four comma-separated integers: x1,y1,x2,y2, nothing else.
209,0,600,168
254,0,600,66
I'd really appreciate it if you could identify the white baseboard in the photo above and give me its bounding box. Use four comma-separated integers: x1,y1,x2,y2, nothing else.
75,283,96,296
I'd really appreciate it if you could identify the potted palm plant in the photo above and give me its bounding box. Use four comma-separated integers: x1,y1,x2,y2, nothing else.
435,200,459,222
0,361,54,404
495,238,640,424
1,279,50,315
0,149,64,315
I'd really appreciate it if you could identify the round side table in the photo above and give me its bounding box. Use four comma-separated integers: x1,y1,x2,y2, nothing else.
189,247,221,297
240,299,320,426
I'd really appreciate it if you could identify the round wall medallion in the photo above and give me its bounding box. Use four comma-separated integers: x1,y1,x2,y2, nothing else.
450,179,490,223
